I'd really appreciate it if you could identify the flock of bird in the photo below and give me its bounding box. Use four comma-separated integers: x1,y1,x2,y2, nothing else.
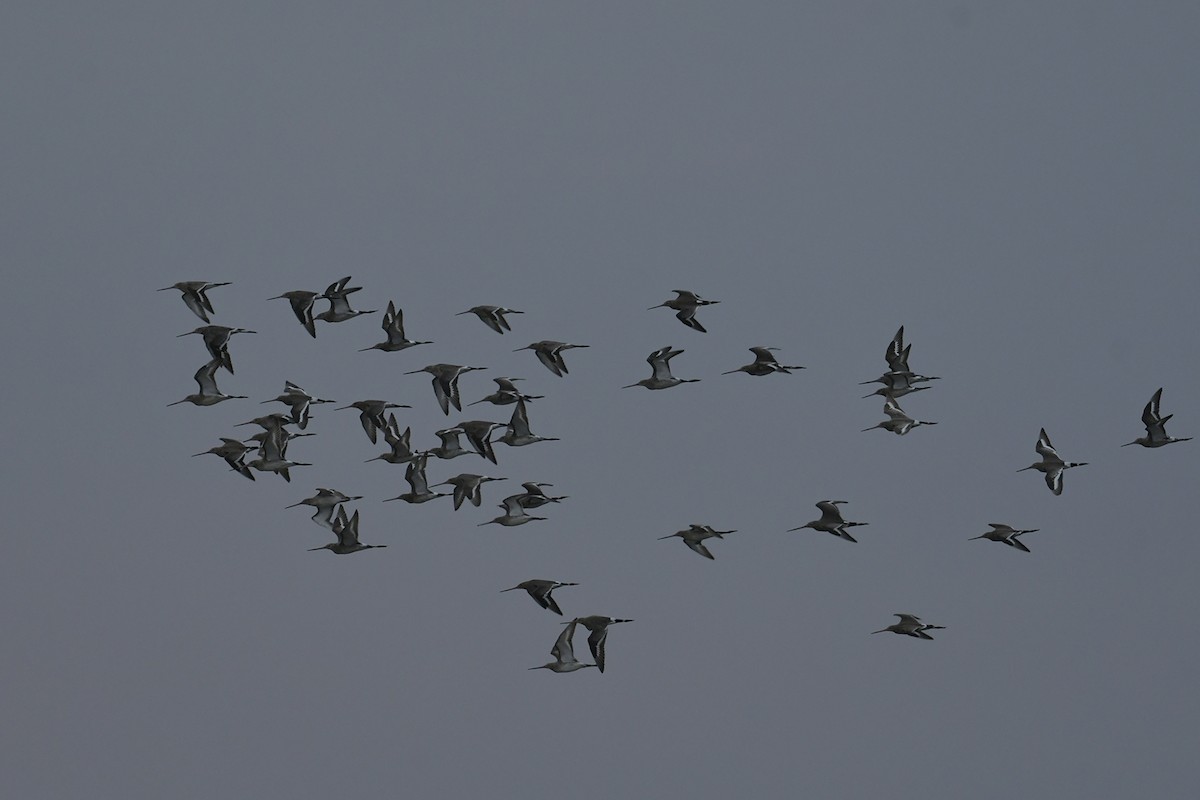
162,280,1192,668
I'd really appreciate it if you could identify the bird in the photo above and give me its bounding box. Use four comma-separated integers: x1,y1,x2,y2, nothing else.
528,620,596,673
623,346,700,390
872,614,945,640
478,495,547,527
168,358,248,407
659,524,736,560
1122,388,1192,449
268,290,320,338
336,400,410,445
314,276,376,324
458,420,506,464
862,384,931,401
496,398,558,448
570,615,633,673
245,424,311,483
192,437,256,481
360,301,431,352
159,281,230,322
434,473,506,510
261,381,334,430
468,377,542,407
176,325,255,374
861,397,937,435
456,305,523,334
1018,428,1087,495
788,500,868,543
405,364,487,415
515,341,588,377
970,523,1040,553
309,506,386,555
506,482,567,510
286,488,363,529
501,580,579,616
648,290,719,333
723,346,804,376
859,370,940,391
428,426,478,460
383,452,450,504
365,414,416,464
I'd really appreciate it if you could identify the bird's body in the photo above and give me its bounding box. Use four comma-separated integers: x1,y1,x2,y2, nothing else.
383,452,449,504
649,290,719,333
268,290,320,338
406,364,486,415
314,276,376,324
365,414,415,464
435,473,506,510
502,579,578,615
529,620,595,673
192,437,256,481
862,397,937,435
286,488,363,529
507,482,567,509
360,301,431,352
457,305,523,334
428,426,477,460
788,500,867,543
479,495,547,527
261,381,334,430
159,281,230,322
624,346,699,390
659,524,736,560
970,523,1040,553
337,400,410,444
469,377,542,407
309,506,386,554
1123,388,1191,448
458,420,506,464
169,358,248,407
1018,428,1087,495
515,341,588,377
570,615,633,673
177,325,255,374
872,613,945,639
723,346,804,376
496,398,558,447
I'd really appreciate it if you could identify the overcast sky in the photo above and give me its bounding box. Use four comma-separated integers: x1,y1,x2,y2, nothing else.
3,3,1199,798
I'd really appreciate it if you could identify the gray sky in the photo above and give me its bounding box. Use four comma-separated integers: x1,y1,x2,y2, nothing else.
3,3,1199,798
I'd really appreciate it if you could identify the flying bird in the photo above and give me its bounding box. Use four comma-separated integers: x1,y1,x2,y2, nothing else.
308,506,386,555
515,340,589,377
723,346,804,376
406,364,486,415
970,523,1040,553
457,305,523,334
659,524,737,560
570,615,633,674
159,281,230,322
502,580,579,615
788,500,868,543
624,346,699,390
360,301,431,352
649,290,719,333
872,613,945,640
1122,388,1192,449
861,397,937,435
268,289,321,338
529,620,595,673
168,358,248,407
1018,428,1087,495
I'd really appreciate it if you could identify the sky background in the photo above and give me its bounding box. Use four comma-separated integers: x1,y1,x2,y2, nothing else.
3,3,1199,798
